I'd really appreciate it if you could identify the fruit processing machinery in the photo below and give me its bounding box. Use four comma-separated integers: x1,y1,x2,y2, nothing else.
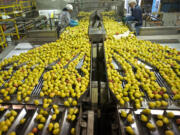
88,11,106,43
86,11,180,135
0,11,180,135
0,12,47,44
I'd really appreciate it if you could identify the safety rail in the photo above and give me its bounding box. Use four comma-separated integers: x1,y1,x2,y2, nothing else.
0,25,7,49
0,19,20,40
0,0,36,18
19,0,32,11
0,4,21,17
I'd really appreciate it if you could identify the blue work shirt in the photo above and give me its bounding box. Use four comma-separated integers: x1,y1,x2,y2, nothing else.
131,5,142,26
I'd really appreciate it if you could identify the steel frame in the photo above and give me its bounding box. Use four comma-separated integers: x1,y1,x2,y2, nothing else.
0,19,20,40
0,25,7,49
0,0,36,18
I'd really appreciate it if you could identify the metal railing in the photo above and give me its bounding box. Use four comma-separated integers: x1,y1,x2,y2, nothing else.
0,0,36,18
0,19,20,40
0,25,7,49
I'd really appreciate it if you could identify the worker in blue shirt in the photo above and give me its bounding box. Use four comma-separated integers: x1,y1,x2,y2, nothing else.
126,0,142,35
57,4,78,38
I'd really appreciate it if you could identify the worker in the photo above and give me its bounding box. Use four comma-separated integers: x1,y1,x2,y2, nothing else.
57,4,78,38
125,0,142,35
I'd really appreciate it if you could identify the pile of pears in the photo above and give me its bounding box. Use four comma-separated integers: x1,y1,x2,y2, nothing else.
103,17,180,109
0,12,91,135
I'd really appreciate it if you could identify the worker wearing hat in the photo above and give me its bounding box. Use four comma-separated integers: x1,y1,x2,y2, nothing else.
57,4,78,38
126,0,142,35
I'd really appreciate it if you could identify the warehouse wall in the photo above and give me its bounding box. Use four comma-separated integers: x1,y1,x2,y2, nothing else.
78,0,124,11
36,0,66,10
36,0,124,18
162,12,180,26
36,0,124,10
36,0,78,19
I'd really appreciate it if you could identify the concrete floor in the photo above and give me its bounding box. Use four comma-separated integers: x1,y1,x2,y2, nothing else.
161,43,180,51
0,45,15,61
0,42,38,61
137,34,180,51
137,35,180,41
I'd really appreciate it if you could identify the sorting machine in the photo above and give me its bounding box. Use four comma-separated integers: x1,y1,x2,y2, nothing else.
0,10,47,44
0,11,180,135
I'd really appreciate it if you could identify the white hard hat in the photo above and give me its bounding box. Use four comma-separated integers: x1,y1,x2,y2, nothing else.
128,0,137,4
65,4,73,11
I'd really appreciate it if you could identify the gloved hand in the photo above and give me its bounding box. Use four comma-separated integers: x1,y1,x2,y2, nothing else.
70,19,78,27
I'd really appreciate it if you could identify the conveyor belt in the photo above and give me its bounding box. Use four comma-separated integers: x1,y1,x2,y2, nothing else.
118,109,180,135
0,105,78,135
64,53,80,69
154,71,172,94
0,52,90,106
105,49,180,109
31,72,44,96
0,70,16,88
1,11,180,135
